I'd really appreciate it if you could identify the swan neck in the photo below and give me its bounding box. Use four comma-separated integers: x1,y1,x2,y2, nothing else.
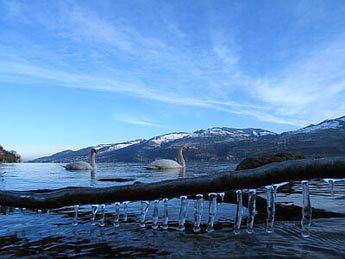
178,147,185,167
90,152,96,169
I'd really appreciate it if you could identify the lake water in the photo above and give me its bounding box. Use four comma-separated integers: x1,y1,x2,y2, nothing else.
0,162,344,258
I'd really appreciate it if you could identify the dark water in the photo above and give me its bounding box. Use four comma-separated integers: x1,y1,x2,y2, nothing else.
0,162,344,258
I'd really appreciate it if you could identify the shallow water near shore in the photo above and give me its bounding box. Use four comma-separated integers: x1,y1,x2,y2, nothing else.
0,162,344,258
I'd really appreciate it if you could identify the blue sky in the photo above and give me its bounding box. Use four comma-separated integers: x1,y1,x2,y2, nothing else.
1,0,345,160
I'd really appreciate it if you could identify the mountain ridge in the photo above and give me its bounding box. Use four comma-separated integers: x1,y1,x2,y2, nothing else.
30,116,345,163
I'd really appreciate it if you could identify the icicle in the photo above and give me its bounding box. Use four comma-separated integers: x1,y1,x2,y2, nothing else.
323,178,335,196
72,205,79,226
272,182,289,194
301,180,312,238
193,194,203,233
218,192,225,203
161,198,169,230
99,204,106,227
266,186,275,233
139,201,150,227
177,196,188,231
206,193,217,233
123,201,129,222
246,189,256,234
113,202,120,227
152,200,159,230
91,204,99,225
234,190,243,235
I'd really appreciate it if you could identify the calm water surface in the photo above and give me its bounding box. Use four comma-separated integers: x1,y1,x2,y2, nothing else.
0,162,344,258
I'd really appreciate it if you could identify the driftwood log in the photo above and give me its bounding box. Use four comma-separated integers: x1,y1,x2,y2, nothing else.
0,157,345,209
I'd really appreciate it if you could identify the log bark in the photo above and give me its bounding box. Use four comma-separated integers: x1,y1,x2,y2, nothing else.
0,157,345,209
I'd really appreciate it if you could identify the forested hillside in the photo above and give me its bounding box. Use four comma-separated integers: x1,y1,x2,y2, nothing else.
0,145,21,163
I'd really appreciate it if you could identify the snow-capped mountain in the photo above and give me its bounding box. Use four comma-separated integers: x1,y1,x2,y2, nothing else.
147,133,190,146
30,116,345,163
291,116,345,134
144,128,276,147
94,140,144,153
30,126,278,163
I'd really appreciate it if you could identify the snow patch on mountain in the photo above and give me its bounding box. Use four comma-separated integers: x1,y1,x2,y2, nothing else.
338,116,345,122
294,120,341,134
149,133,190,145
190,128,241,137
255,130,276,136
95,140,143,153
191,127,276,138
191,128,247,137
94,144,112,150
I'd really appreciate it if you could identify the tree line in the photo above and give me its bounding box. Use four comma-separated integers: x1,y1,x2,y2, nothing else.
0,145,21,163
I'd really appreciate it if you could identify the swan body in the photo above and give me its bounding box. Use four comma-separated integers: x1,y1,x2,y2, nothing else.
146,145,189,170
147,159,182,169
64,148,97,171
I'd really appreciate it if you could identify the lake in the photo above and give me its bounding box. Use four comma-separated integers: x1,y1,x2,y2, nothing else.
0,162,344,258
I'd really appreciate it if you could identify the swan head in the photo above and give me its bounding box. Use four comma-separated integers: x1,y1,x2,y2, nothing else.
91,148,97,154
181,144,190,151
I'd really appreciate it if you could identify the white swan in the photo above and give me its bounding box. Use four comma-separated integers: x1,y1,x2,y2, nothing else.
64,148,97,171
146,144,190,170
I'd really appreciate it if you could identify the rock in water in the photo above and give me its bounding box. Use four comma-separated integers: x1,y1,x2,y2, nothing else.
235,152,305,170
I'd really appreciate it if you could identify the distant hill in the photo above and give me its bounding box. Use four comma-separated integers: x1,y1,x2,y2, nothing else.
30,116,345,163
0,145,21,163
